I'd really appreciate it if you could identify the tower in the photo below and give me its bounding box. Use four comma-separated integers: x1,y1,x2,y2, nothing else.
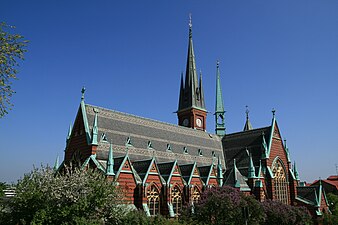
177,16,207,131
215,61,225,136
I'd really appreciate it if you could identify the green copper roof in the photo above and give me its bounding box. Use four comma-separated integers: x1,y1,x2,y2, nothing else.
177,17,206,112
293,161,299,180
215,61,225,136
91,109,98,145
217,155,223,186
106,143,115,176
247,153,256,178
215,61,224,113
53,155,59,171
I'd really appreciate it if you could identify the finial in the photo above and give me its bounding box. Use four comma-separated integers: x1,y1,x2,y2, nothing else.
245,105,249,120
81,86,86,100
216,60,220,68
189,13,192,28
272,108,276,118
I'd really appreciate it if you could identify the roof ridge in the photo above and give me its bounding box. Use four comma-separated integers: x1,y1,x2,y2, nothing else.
85,103,218,138
225,126,271,137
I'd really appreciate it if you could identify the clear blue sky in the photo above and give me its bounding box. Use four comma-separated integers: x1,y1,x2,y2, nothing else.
1,0,338,183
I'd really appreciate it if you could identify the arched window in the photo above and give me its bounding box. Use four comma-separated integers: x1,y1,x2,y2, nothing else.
191,186,201,204
272,158,289,204
147,184,160,216
171,186,182,216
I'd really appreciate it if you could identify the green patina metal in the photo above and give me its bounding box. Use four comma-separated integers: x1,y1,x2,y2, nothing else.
284,139,291,163
187,161,198,185
215,61,225,136
257,160,263,178
247,152,256,179
66,123,72,146
91,109,99,145
267,110,276,158
293,161,299,180
106,142,115,176
53,155,59,171
261,132,268,159
217,155,223,186
80,87,91,145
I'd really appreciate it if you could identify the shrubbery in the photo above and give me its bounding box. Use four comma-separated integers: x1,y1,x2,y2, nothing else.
0,166,126,225
0,168,316,225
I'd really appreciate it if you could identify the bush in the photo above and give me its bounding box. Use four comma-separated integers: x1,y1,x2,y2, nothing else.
181,186,265,225
262,200,312,225
0,165,126,225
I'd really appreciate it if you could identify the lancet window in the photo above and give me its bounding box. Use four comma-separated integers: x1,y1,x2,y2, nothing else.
272,159,289,204
171,186,182,216
191,186,201,204
147,184,160,216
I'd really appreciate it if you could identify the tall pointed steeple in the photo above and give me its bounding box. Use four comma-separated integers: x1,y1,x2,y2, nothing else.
243,106,253,131
177,15,207,131
215,61,225,136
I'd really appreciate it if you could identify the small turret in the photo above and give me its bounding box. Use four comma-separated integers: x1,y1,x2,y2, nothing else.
106,142,115,176
215,61,225,136
91,108,99,145
217,155,223,187
243,106,253,131
248,152,256,179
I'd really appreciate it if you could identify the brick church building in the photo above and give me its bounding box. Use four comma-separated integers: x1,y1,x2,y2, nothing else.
58,19,329,219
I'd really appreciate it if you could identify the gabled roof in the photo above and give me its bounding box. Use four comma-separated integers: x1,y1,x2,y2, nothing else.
224,160,251,191
179,162,202,185
222,126,271,177
132,158,165,186
198,164,215,186
84,104,224,167
157,160,186,186
297,182,329,215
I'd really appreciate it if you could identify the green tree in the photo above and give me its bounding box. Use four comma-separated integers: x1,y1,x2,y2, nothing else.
0,165,126,225
181,186,265,225
323,193,338,225
0,182,6,197
0,22,28,118
261,200,313,225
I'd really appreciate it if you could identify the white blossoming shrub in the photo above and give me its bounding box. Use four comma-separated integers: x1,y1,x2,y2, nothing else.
0,165,127,225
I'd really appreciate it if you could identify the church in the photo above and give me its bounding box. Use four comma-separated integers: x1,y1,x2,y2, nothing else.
58,19,329,219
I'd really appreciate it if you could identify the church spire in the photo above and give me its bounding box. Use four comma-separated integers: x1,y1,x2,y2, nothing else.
177,15,207,130
215,60,225,136
243,106,253,131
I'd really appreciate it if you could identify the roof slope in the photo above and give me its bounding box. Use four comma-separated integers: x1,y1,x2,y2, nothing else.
222,127,271,177
85,104,224,166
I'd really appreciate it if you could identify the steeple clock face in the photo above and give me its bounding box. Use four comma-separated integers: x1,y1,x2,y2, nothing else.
183,118,189,127
196,118,202,127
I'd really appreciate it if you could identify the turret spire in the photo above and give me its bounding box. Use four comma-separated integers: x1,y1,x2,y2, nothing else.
91,108,99,145
54,155,59,171
243,106,253,131
248,152,256,178
215,60,225,136
106,142,115,176
217,155,223,186
293,161,299,180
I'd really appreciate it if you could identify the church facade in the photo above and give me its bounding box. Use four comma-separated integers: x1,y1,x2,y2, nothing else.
59,20,329,219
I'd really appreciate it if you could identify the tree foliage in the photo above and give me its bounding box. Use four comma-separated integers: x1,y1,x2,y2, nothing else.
181,186,265,225
0,22,28,118
261,200,313,225
323,193,338,225
0,165,126,225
